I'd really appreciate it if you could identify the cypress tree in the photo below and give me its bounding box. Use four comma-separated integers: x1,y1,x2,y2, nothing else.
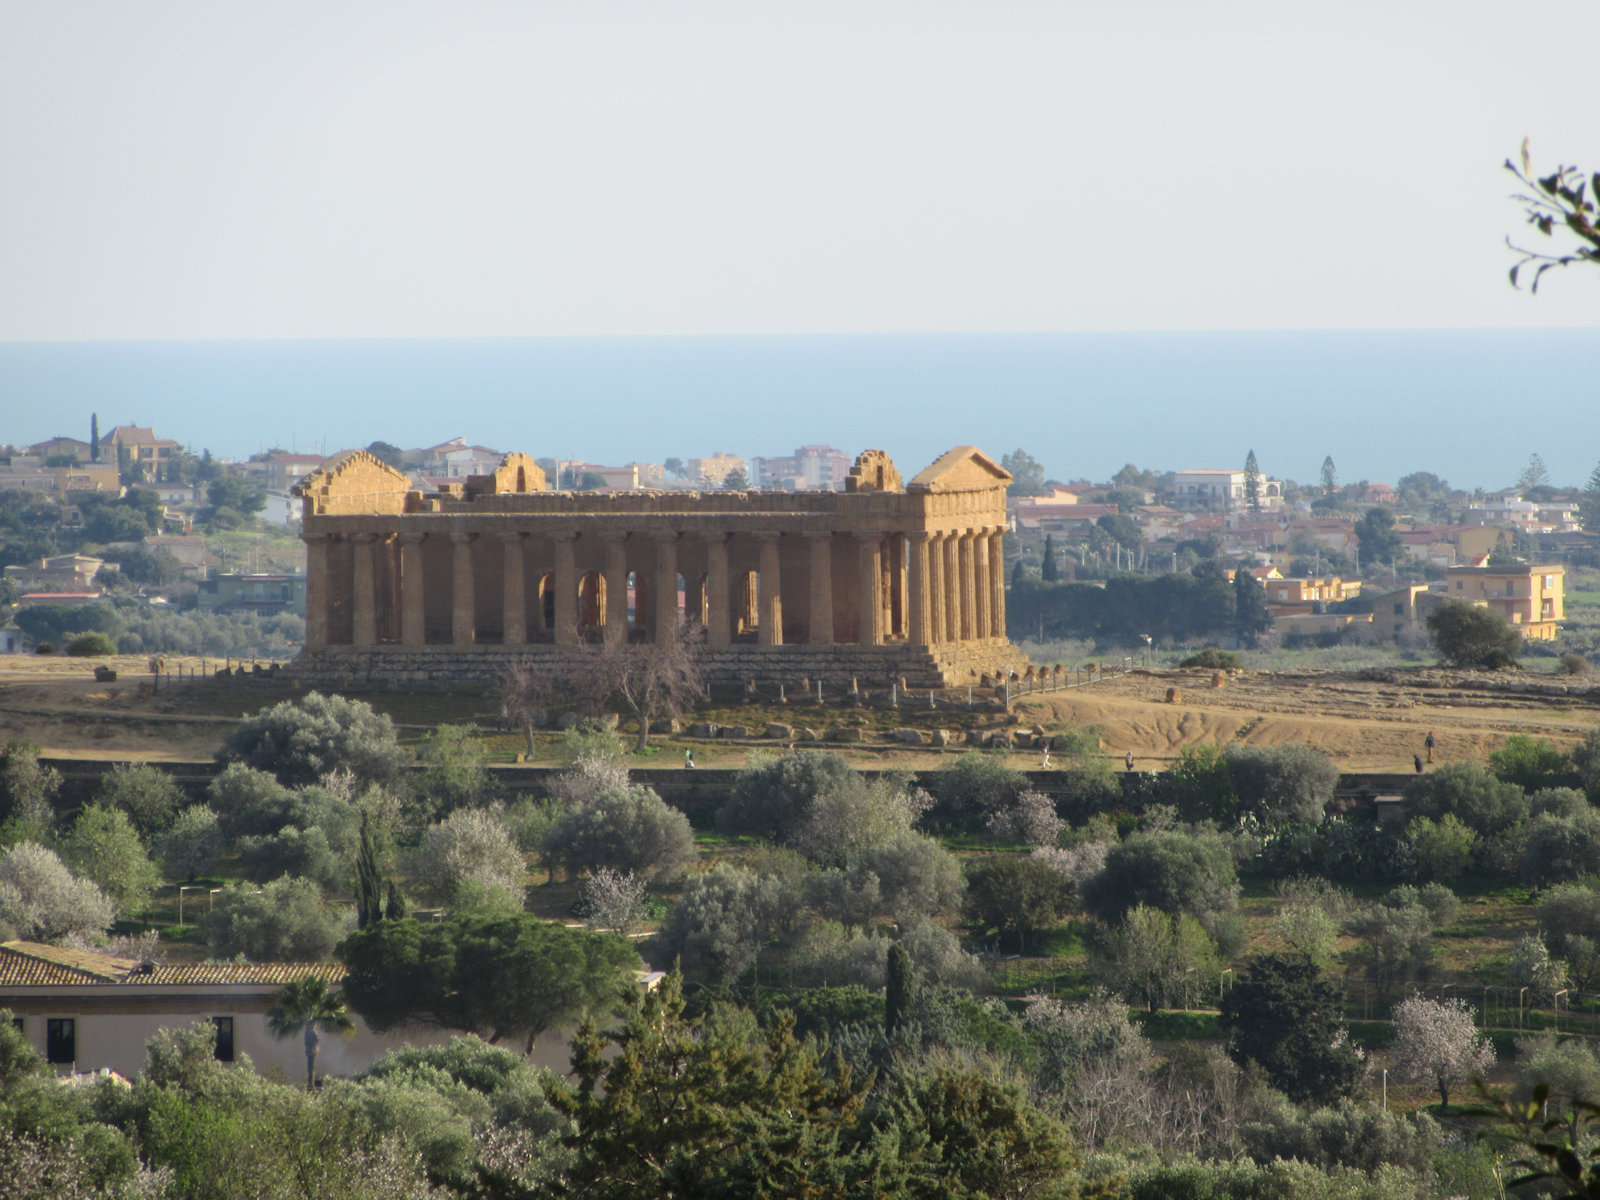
1010,559,1026,588
355,809,383,928
885,941,914,1034
384,882,409,922
90,413,100,462
1040,534,1058,582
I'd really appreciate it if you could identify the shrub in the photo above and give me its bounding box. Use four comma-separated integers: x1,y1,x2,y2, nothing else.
1560,652,1591,675
64,631,116,657
33,642,55,655
1178,648,1240,670
1489,734,1569,791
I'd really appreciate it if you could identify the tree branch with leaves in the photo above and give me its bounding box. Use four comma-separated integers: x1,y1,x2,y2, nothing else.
1506,142,1600,293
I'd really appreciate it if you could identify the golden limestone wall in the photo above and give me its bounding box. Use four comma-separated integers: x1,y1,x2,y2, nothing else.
290,447,1017,688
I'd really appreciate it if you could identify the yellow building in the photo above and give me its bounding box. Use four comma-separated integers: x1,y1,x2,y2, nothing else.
1444,563,1565,640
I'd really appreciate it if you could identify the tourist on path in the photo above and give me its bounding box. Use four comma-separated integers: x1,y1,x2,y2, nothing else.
1425,731,1435,763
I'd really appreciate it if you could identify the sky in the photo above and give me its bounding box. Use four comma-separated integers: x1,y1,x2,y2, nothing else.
1,0,1597,343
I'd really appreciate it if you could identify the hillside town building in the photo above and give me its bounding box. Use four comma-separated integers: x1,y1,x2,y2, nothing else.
290,446,1018,688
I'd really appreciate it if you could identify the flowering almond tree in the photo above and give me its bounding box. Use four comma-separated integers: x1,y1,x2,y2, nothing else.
1392,994,1495,1108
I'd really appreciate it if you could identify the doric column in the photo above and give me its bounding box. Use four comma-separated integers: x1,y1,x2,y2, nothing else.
942,531,960,643
653,533,679,643
551,532,578,645
973,527,992,643
908,531,933,647
399,532,425,648
703,532,731,648
304,532,330,649
499,532,526,646
755,532,783,646
602,533,628,646
856,533,881,645
351,533,378,647
988,526,1007,638
958,530,977,642
928,532,946,645
450,532,476,647
805,532,833,645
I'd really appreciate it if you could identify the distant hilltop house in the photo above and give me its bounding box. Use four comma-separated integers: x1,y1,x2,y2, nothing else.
1172,469,1283,511
688,452,747,487
749,445,851,492
0,460,120,495
1464,491,1582,534
102,425,181,482
25,435,95,461
4,554,107,593
1443,562,1565,640
262,452,327,493
197,572,308,617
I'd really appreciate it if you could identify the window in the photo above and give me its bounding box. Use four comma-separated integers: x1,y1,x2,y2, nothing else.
10,1017,21,1033
46,1018,75,1064
212,1017,235,1063
1394,603,1404,616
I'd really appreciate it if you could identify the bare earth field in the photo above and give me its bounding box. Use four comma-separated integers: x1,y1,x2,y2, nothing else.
3,653,1599,771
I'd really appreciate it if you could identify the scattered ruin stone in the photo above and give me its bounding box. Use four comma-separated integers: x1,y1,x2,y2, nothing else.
689,722,719,738
720,725,750,739
797,727,819,741
1211,671,1226,688
826,724,864,742
765,722,794,739
930,728,950,747
1166,687,1182,704
890,728,926,744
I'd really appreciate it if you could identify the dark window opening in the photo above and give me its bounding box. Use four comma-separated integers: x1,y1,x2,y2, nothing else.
46,1018,75,1064
212,1016,235,1063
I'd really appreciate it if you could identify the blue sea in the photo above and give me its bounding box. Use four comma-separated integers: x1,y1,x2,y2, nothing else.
1,329,1595,492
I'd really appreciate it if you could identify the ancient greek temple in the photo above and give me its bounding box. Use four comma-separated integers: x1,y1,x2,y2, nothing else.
290,446,1016,687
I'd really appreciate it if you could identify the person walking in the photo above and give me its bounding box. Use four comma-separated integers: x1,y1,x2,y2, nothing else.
1425,731,1435,763
1414,754,1424,774
684,748,695,769
1040,745,1051,769
1125,750,1135,772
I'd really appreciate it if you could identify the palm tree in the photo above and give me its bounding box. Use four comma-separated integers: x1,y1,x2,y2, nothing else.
267,974,355,1089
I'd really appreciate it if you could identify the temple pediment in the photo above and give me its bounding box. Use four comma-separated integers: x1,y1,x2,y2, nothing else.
908,447,1012,493
294,451,414,516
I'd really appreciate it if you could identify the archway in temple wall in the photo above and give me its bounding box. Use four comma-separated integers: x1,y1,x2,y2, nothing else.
578,571,605,632
537,573,555,639
737,569,759,639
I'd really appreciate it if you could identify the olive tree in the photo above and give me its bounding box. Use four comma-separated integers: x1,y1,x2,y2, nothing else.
204,877,350,961
543,784,695,880
220,691,408,786
0,842,115,942
412,808,528,910
1080,828,1240,923
56,805,161,917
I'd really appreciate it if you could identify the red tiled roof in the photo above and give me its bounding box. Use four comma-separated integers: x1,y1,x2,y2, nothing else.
0,942,343,988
